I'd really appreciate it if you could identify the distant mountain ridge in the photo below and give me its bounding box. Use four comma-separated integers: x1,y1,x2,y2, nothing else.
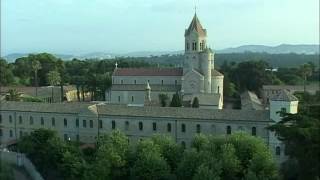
3,44,319,62
217,44,319,54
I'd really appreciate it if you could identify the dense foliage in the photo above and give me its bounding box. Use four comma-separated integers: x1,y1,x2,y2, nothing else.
269,103,320,180
0,162,14,180
17,129,278,180
1,53,318,101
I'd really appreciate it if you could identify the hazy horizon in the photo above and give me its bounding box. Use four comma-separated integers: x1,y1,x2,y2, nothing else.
1,0,319,56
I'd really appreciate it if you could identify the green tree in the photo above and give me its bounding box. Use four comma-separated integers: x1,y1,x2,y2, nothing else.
158,93,169,107
130,139,171,180
31,59,42,97
92,130,130,180
47,70,61,103
299,63,312,95
170,93,182,107
17,129,68,178
0,58,15,86
268,106,320,180
192,97,200,108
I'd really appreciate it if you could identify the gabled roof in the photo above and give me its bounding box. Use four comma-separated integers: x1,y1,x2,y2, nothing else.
211,69,224,77
113,68,183,76
271,89,299,102
185,13,207,37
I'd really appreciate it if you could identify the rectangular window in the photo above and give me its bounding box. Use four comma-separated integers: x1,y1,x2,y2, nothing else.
167,123,172,132
134,80,137,84
41,117,44,125
161,80,164,85
153,122,157,131
64,118,67,127
90,120,93,128
10,130,13,137
281,108,287,113
52,118,55,127
83,120,87,128
76,135,80,141
131,96,134,102
112,120,116,129
0,129,2,136
76,118,79,127
0,115,2,124
9,115,12,123
118,96,121,102
175,80,177,85
99,120,103,129
181,124,186,133
121,80,123,84
19,130,23,137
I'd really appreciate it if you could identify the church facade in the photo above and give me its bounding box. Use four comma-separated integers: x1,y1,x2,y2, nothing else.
107,14,224,109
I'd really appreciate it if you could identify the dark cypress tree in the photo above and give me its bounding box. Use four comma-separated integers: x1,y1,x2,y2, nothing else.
170,93,182,107
192,97,199,108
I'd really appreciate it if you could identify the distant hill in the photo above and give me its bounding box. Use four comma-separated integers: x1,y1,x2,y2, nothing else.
3,44,319,62
217,44,319,54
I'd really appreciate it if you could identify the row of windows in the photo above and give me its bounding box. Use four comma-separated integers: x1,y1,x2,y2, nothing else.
1,115,101,129
117,79,178,85
0,115,258,135
186,41,205,51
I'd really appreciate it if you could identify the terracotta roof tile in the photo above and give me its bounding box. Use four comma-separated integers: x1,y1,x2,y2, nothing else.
113,68,183,76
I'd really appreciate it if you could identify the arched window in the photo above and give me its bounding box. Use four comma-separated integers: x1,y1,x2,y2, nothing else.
218,86,220,93
153,122,157,131
9,115,12,123
112,120,116,129
139,122,143,131
276,146,281,156
9,130,13,137
41,117,44,125
125,121,129,131
0,129,3,136
99,120,103,129
181,141,186,149
196,124,201,133
0,114,2,124
252,127,257,136
161,80,164,85
134,80,137,84
64,118,68,127
118,96,121,102
167,123,172,132
227,126,231,135
90,120,93,128
52,118,56,127
19,116,22,124
121,80,123,84
186,42,189,50
30,116,34,125
131,96,134,102
181,124,186,133
75,118,79,127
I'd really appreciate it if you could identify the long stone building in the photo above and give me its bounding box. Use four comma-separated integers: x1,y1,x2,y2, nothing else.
0,89,298,162
107,13,224,109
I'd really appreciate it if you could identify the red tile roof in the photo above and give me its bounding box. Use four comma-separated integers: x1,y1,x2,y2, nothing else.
113,68,183,76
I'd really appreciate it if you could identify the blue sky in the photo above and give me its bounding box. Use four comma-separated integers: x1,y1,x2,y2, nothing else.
1,0,319,55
